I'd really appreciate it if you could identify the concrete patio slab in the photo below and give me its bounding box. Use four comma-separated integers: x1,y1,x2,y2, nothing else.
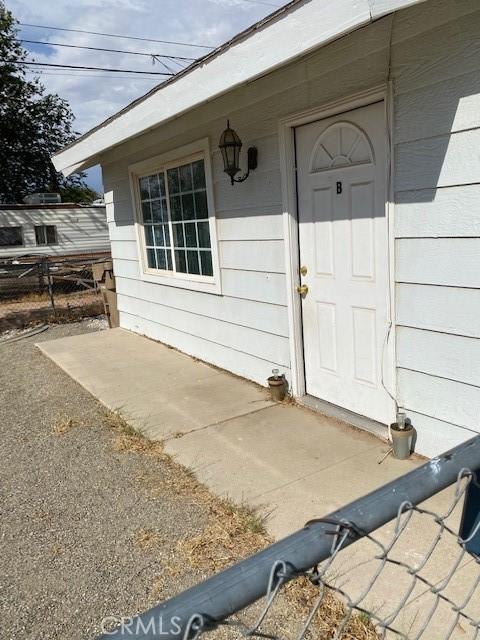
164,402,414,537
38,328,274,439
37,327,478,639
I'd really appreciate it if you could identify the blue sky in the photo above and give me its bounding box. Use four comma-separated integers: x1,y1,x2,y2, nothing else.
7,0,283,193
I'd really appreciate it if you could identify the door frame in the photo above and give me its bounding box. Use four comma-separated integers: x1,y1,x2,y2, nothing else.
278,83,397,418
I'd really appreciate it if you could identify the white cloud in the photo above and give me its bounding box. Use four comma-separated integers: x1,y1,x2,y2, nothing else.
7,0,281,134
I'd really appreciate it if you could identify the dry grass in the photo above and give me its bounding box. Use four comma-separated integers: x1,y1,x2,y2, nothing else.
52,414,82,436
101,409,378,639
134,528,164,550
284,576,379,640
102,410,163,456
177,494,268,573
151,575,166,599
7,291,51,304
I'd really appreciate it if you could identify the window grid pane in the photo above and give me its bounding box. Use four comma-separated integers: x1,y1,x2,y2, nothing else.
46,225,57,244
166,159,212,276
0,226,23,247
140,171,173,272
140,159,213,278
35,226,45,245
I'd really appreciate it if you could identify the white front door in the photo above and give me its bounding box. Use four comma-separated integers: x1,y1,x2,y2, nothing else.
295,101,394,424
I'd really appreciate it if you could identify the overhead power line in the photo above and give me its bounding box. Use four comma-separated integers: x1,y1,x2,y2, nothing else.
25,69,161,81
20,39,197,61
14,61,173,75
19,23,215,50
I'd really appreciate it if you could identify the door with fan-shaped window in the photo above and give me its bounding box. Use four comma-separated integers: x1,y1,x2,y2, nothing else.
295,101,394,425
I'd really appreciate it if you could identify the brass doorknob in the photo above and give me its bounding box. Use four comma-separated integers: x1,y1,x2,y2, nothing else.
296,284,309,295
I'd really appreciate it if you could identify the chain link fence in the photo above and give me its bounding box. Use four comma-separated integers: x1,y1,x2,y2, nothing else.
99,437,480,640
0,253,110,330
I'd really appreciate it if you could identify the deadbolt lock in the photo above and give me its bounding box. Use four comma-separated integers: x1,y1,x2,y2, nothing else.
296,284,309,295
300,265,308,276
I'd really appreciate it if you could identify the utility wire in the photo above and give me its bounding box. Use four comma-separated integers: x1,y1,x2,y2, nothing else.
14,61,173,75
20,39,197,61
25,70,160,81
19,23,215,49
154,57,175,74
166,57,189,70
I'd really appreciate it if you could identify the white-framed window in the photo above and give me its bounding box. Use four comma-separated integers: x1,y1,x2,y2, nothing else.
0,226,23,247
35,225,57,246
129,139,221,294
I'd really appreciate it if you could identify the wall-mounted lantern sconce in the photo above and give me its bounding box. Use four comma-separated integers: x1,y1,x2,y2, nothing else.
218,120,258,185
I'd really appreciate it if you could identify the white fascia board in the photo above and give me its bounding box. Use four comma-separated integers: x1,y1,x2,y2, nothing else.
53,0,372,174
53,0,424,175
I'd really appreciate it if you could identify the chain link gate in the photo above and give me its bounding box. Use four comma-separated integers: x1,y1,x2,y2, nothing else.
98,437,480,640
0,253,108,330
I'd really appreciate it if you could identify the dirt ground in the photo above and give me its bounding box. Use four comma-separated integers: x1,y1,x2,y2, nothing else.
0,289,104,330
0,321,270,639
0,320,376,640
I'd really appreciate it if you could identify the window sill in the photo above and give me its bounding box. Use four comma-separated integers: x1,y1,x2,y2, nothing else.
139,267,222,295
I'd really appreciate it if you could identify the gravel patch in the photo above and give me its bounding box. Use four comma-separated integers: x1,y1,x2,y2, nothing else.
0,320,372,640
0,321,208,639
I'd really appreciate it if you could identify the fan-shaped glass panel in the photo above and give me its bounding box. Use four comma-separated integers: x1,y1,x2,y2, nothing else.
310,122,373,173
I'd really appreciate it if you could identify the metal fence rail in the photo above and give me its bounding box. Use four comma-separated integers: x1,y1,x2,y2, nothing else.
99,437,480,640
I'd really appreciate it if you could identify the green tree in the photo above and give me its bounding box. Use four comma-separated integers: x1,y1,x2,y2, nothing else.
58,183,99,205
0,2,94,203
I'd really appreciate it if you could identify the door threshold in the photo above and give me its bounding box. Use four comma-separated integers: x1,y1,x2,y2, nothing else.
297,395,389,442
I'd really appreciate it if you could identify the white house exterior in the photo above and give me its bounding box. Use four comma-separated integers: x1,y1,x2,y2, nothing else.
0,203,109,258
53,0,480,458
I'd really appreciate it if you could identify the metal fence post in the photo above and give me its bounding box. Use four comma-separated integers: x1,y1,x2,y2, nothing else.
46,260,55,313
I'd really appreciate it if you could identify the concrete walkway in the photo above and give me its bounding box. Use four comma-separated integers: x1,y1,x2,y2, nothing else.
37,328,413,537
37,327,479,638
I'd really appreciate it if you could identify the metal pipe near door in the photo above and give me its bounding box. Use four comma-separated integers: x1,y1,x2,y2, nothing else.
97,436,480,640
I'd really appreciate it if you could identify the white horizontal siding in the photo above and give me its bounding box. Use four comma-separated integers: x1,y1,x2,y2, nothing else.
107,198,134,226
397,327,480,388
396,284,480,339
395,185,480,238
396,239,480,288
116,276,289,336
392,9,480,95
117,294,289,365
108,221,136,242
393,3,480,455
395,70,480,144
0,207,110,258
221,270,287,306
111,258,140,279
403,410,478,459
391,0,480,45
120,310,291,387
216,208,283,241
110,240,138,262
397,369,480,432
213,168,283,212
219,240,285,273
395,129,480,193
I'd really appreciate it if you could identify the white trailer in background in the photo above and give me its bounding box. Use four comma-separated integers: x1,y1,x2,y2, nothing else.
0,203,110,259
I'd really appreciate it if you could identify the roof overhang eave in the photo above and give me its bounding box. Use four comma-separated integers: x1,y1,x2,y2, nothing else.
52,0,426,175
